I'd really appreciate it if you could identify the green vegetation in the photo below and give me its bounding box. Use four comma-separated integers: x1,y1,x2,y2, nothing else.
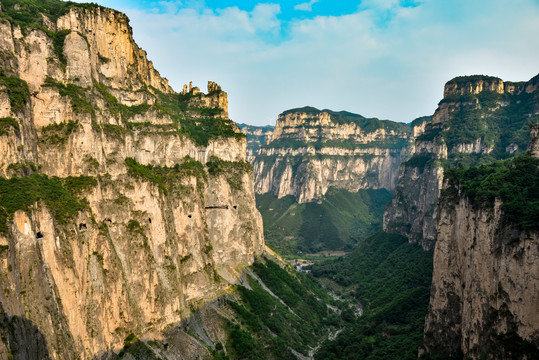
227,258,338,358
97,53,111,63
0,117,19,136
420,85,539,169
117,333,160,359
445,75,502,87
0,174,95,234
40,120,79,144
125,157,206,194
263,137,408,151
312,232,433,360
101,123,127,141
280,106,410,134
179,117,245,147
0,72,30,113
94,82,153,119
0,0,100,31
404,154,436,173
256,188,393,255
52,29,71,66
154,90,245,146
206,156,251,190
42,77,93,114
442,152,539,230
6,162,37,176
63,175,97,193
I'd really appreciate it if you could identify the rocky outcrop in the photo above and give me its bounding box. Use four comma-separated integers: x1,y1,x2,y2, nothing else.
251,107,412,203
422,135,539,358
384,74,539,249
0,3,263,359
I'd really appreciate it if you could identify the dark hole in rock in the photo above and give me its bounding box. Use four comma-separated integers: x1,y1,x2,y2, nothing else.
79,223,87,230
104,218,112,223
36,232,43,239
148,218,152,223
187,215,192,218
233,205,237,209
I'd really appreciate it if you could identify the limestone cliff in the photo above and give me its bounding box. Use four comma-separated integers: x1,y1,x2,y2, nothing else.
422,133,539,358
251,106,412,203
238,123,274,163
384,73,539,249
0,2,263,359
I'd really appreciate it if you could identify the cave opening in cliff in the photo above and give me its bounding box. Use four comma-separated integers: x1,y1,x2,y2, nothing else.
36,232,43,239
148,218,152,223
79,223,87,230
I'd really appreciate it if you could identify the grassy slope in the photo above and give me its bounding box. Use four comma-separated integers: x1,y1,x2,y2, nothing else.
256,188,393,255
116,257,343,360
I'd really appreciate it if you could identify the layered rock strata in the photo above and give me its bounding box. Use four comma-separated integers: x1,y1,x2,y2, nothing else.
0,3,263,359
250,107,412,203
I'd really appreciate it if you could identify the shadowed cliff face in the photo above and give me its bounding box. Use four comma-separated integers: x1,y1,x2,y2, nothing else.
0,2,263,359
422,130,539,359
384,73,539,250
248,107,414,203
0,303,52,360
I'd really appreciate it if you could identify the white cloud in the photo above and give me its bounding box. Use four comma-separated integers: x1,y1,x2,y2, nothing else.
294,0,319,12
114,0,539,125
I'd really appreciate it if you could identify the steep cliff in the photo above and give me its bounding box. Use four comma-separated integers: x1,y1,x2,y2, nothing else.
0,2,264,359
384,74,539,249
251,106,412,203
422,139,539,359
238,123,274,163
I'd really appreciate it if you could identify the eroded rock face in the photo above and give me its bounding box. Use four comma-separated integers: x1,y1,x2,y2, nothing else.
250,107,412,203
384,74,539,249
0,4,263,359
423,195,539,359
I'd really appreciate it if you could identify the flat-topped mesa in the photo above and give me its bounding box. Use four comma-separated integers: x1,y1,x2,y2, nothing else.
270,106,409,145
443,75,505,98
251,106,413,203
180,81,229,118
433,74,533,125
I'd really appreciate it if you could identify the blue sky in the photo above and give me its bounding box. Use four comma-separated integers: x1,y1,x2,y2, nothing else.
72,0,539,125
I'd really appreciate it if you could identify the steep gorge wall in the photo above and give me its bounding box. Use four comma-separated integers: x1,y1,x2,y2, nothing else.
384,74,539,249
0,3,263,359
250,107,413,203
422,134,539,358
423,198,539,359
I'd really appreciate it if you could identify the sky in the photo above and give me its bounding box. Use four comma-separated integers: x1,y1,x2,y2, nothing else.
72,0,539,126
